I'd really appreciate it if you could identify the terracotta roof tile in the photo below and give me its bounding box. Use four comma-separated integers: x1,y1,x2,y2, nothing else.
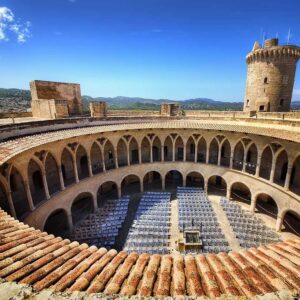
0,210,299,298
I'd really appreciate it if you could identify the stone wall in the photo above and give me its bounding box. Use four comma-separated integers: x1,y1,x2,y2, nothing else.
90,101,107,118
30,80,83,116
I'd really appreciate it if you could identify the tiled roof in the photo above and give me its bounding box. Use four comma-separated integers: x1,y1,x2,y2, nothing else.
0,119,300,164
0,210,299,298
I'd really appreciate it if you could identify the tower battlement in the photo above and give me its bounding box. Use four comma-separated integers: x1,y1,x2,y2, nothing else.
244,38,300,112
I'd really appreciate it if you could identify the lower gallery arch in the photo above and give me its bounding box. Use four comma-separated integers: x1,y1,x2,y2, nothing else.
28,159,45,206
121,174,141,196
143,171,162,191
281,210,300,236
97,181,118,206
207,175,227,196
186,171,204,188
0,182,10,215
165,170,183,190
254,193,278,220
44,209,70,236
230,181,251,204
10,167,30,219
71,192,94,225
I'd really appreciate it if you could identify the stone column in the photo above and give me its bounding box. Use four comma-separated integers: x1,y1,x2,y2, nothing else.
206,147,210,164
275,215,283,232
140,180,144,193
229,149,234,169
127,145,130,166
138,146,142,164
67,213,73,232
242,151,247,172
58,165,65,190
183,176,186,187
194,143,198,163
217,146,221,166
73,157,79,183
183,142,187,162
226,187,230,199
172,143,175,162
7,190,16,218
269,161,276,183
24,180,34,211
42,172,50,200
114,148,119,169
117,185,121,198
161,146,165,162
150,142,153,163
250,195,256,213
255,155,262,177
101,152,106,172
87,156,93,177
162,178,165,191
204,180,208,193
284,164,293,190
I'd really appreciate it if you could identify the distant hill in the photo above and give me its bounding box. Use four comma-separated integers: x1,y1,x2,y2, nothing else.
0,87,299,112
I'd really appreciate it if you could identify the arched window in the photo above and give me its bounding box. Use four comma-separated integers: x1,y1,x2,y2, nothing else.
264,77,268,84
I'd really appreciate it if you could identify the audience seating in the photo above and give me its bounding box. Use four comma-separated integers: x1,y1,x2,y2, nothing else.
220,197,281,248
177,187,230,254
69,196,130,249
123,192,171,254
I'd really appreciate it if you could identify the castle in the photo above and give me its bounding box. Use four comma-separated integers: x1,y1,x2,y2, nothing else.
0,39,299,299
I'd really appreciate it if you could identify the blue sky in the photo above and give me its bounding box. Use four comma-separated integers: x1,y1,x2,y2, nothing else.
0,0,300,101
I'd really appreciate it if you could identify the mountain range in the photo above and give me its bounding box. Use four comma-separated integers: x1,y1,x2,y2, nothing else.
1,88,300,112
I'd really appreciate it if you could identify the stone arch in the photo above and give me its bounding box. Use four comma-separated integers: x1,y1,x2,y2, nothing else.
207,175,227,196
245,142,258,175
90,142,103,175
129,137,139,165
28,159,46,206
164,136,173,161
290,154,300,195
10,166,30,219
143,171,162,191
186,171,204,188
44,208,70,236
229,181,251,204
197,137,206,163
97,181,118,206
0,180,10,215
281,210,300,236
45,152,61,195
186,136,196,162
259,146,273,180
209,138,219,164
61,148,75,187
233,141,244,171
220,139,231,167
121,174,141,196
141,137,151,163
152,136,161,162
104,140,115,170
254,193,278,220
76,145,89,180
175,136,184,161
165,170,183,190
117,138,128,167
71,192,94,225
274,149,288,187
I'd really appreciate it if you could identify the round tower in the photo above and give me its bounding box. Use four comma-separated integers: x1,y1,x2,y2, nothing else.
244,38,300,112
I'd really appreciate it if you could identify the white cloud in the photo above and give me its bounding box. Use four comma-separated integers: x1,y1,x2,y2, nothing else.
0,6,31,43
